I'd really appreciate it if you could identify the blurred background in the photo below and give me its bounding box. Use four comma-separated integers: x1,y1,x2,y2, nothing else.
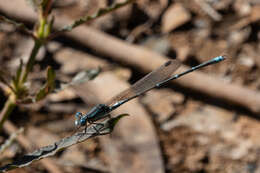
0,0,260,173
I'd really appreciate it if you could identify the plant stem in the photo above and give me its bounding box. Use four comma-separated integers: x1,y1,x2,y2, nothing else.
21,40,42,83
0,39,42,130
0,95,16,131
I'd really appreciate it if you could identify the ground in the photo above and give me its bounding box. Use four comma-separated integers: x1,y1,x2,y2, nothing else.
0,0,260,173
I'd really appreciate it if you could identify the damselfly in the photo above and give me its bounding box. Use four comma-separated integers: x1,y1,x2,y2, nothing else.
75,55,226,132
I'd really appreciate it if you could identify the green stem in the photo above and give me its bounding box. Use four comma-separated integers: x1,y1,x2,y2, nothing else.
38,18,47,39
0,96,16,131
21,40,42,83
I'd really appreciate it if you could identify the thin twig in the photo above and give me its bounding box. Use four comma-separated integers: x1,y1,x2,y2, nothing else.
0,114,127,172
47,0,136,40
194,0,222,21
0,15,35,39
0,128,24,154
3,121,63,173
0,96,16,131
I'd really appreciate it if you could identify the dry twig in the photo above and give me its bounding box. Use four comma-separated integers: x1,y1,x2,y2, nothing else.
0,115,126,172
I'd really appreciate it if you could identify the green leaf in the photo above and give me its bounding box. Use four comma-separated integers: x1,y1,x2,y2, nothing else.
47,66,55,86
108,114,129,131
44,16,54,38
35,66,55,102
13,59,23,89
16,59,23,83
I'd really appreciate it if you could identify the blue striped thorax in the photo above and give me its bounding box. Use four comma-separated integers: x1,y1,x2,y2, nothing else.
74,104,111,127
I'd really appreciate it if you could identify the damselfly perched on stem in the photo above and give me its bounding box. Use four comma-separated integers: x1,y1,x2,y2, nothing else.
75,55,226,133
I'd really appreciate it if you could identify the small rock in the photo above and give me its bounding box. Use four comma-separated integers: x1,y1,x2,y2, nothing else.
141,89,184,123
162,3,191,33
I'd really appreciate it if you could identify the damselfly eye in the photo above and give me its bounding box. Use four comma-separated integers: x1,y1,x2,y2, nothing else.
75,112,83,127
75,119,80,126
75,112,82,118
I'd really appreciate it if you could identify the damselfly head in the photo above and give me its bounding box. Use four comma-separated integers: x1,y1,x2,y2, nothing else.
75,112,83,127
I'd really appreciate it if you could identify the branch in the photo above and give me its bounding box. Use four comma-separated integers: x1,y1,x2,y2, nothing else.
0,97,16,131
0,114,127,172
0,128,24,154
47,0,136,40
0,15,35,38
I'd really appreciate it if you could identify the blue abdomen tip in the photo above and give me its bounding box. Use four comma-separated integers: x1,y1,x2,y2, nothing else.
214,56,226,62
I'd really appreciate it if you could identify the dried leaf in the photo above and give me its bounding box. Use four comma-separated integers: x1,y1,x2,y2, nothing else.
55,68,101,92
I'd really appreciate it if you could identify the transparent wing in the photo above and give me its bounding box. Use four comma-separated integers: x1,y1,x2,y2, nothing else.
107,59,181,107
